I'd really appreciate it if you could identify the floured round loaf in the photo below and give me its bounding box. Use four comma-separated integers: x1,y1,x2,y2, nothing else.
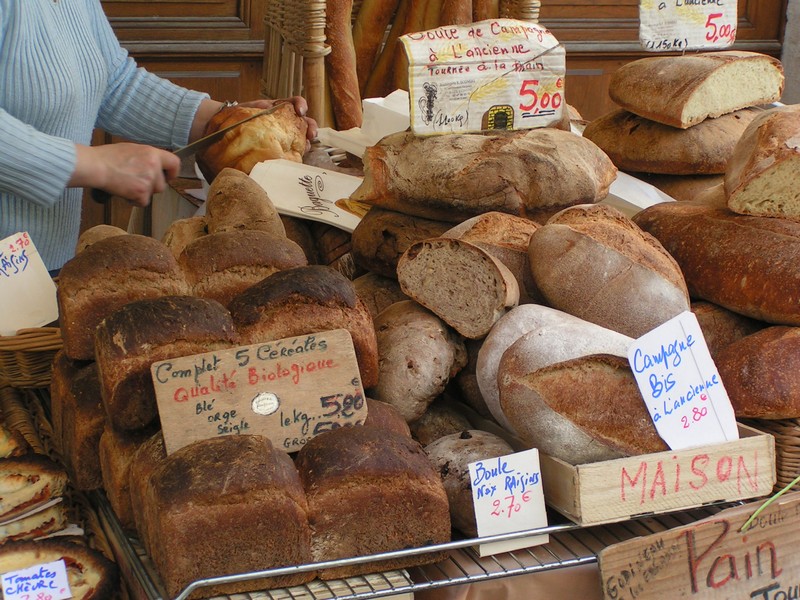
353,272,409,318
410,398,473,446
716,326,800,419
350,128,617,222
500,353,667,463
725,104,800,219
397,238,520,339
205,167,286,236
528,203,690,338
371,300,467,422
179,230,307,307
425,430,515,537
94,295,239,431
196,104,307,181
477,304,633,433
583,108,760,174
608,51,784,129
228,265,379,388
75,224,127,254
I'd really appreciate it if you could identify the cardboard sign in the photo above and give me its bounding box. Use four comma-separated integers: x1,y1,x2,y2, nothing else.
151,329,367,454
639,0,737,51
1,559,72,600
599,491,800,600
628,311,738,451
468,448,549,556
248,160,365,233
400,19,565,135
0,232,58,336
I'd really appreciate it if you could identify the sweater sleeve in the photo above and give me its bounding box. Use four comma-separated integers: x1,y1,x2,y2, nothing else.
0,109,75,208
88,1,208,149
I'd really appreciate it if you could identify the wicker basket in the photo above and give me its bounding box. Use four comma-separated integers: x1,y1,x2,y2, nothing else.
744,418,800,492
262,0,542,126
0,327,62,389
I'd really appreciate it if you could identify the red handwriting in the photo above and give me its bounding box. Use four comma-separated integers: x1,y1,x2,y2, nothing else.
173,372,236,403
247,358,335,387
490,492,532,519
620,451,761,505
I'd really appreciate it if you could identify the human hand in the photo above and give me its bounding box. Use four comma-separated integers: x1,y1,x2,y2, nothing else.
71,143,180,207
239,96,319,146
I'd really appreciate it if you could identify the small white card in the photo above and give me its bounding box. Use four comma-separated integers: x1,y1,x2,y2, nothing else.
248,160,364,233
401,19,566,135
628,311,739,450
468,448,549,557
0,232,58,336
1,559,72,600
639,0,737,51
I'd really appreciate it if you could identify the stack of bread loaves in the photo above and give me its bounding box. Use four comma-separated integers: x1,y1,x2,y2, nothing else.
583,51,785,201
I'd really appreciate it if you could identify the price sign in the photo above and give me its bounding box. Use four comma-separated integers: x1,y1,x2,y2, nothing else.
468,448,549,556
0,232,58,336
151,329,368,454
639,0,737,51
628,311,738,451
400,19,566,135
1,559,72,600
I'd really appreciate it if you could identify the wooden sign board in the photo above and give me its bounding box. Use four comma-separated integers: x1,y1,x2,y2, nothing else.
599,491,800,599
151,329,367,455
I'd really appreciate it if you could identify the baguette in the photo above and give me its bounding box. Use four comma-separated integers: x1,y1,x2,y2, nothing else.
472,0,498,20
364,0,410,99
392,0,430,92
439,0,472,25
353,0,401,94
325,0,363,130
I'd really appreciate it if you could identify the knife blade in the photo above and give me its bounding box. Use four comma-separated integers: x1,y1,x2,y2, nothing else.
91,101,287,203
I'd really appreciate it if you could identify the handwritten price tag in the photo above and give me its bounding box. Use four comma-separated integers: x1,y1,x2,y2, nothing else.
639,0,737,51
400,19,566,135
0,232,58,337
628,311,738,451
1,559,72,600
151,329,368,454
468,448,549,556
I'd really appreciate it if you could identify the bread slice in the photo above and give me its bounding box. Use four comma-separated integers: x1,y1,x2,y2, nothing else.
725,104,800,219
397,238,520,339
609,51,784,129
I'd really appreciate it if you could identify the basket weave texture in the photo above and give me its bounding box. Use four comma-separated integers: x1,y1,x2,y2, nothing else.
0,327,62,388
744,418,800,493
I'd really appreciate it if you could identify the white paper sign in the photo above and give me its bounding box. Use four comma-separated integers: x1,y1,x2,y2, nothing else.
1,559,72,600
628,311,739,450
468,448,549,557
0,232,58,336
401,19,566,135
639,0,737,51
248,161,364,233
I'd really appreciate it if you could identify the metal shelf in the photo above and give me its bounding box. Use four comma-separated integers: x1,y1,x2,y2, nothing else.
90,489,731,600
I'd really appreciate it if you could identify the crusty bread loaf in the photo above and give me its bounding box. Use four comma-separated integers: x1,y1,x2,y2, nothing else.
632,173,724,202
500,353,667,464
443,211,543,304
633,195,800,325
716,326,800,419
160,215,207,260
350,128,617,222
140,435,314,598
364,0,409,98
425,430,514,537
608,51,784,129
371,300,467,422
49,350,93,455
325,0,363,130
454,337,493,419
205,167,286,237
75,224,127,254
94,296,239,431
528,203,690,338
128,432,166,559
353,272,409,318
0,455,68,522
294,426,450,579
353,0,401,93
57,234,189,361
280,215,320,263
725,104,800,219
397,238,520,339
0,539,119,600
178,230,308,307
196,104,307,181
583,108,760,175
351,207,451,278
229,265,379,388
410,398,473,446
479,305,633,432
692,300,765,359
363,397,412,437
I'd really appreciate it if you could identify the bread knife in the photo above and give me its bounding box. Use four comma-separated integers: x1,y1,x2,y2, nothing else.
91,102,286,203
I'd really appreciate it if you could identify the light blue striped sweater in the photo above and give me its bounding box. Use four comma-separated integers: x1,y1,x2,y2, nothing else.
0,0,208,270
